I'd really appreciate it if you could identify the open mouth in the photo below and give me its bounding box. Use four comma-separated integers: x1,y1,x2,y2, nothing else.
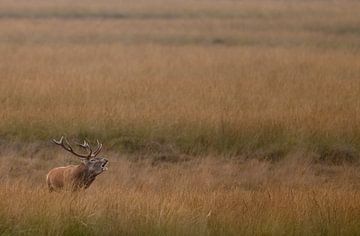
101,160,108,171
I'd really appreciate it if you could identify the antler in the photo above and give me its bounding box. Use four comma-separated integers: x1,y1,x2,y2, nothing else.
53,136,103,158
92,140,103,157
77,139,92,153
77,139,103,157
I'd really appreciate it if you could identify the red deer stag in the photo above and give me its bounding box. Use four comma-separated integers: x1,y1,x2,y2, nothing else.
46,136,108,192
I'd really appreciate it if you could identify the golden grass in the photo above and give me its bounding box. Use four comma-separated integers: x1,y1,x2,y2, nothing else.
1,1,360,234
3,182,360,235
1,146,360,235
0,0,360,155
2,46,360,155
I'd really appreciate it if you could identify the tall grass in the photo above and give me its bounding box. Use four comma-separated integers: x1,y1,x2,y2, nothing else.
0,0,360,156
1,147,360,235
1,1,360,234
2,182,360,236
1,45,360,156
1,0,360,156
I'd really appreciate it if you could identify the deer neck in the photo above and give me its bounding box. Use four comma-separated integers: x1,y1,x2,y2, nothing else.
75,163,97,188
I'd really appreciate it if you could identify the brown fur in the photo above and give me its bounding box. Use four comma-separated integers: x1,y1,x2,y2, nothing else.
46,163,96,192
47,137,108,192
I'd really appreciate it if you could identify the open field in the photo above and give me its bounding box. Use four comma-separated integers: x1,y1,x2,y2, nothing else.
1,0,360,235
1,0,360,157
1,146,360,235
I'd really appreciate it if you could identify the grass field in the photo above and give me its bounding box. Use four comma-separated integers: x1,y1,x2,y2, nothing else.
1,146,360,235
1,0,360,235
1,0,360,156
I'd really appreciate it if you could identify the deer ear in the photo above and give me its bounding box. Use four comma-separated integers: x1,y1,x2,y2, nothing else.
80,157,88,163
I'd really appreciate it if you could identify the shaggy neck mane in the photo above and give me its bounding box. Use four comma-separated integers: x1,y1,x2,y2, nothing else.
75,163,97,188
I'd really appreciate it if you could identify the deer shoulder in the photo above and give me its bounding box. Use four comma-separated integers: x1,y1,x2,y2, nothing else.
46,136,109,192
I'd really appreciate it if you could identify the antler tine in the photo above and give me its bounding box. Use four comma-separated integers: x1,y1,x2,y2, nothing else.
53,136,72,153
52,136,64,145
52,136,91,158
92,139,103,157
77,140,87,148
77,139,93,156
77,140,90,150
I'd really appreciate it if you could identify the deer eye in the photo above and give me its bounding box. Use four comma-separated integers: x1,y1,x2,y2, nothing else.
90,159,96,162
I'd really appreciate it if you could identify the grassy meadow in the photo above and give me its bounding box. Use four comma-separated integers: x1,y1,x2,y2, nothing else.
1,146,360,235
1,0,360,235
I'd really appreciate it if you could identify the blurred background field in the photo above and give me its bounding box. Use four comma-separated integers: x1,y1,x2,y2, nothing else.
1,0,360,158
1,0,360,235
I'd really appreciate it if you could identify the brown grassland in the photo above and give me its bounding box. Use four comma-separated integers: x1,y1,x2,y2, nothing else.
0,0,360,235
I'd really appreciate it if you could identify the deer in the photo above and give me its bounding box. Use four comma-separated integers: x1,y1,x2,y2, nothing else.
46,136,109,192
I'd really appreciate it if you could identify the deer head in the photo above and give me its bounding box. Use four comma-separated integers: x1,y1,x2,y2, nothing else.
46,136,109,191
